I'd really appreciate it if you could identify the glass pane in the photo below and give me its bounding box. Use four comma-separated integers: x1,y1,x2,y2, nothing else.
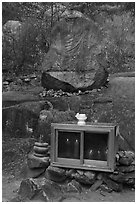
84,132,108,161
58,131,80,159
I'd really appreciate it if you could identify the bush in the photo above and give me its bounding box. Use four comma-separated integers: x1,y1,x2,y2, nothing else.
2,18,48,75
102,12,135,73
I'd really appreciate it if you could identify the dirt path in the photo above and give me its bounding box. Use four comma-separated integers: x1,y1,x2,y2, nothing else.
2,175,21,202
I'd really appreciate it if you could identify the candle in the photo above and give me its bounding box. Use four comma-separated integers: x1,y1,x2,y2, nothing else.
66,138,71,158
74,139,79,159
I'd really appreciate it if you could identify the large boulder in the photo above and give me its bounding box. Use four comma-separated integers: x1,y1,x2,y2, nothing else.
41,10,108,91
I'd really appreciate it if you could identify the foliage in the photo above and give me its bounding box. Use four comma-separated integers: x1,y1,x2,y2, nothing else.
101,12,135,73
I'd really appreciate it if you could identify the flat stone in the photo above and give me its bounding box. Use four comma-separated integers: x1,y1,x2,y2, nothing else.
33,145,49,155
33,152,49,157
34,142,49,147
45,166,67,182
27,153,50,169
103,177,123,192
90,180,103,191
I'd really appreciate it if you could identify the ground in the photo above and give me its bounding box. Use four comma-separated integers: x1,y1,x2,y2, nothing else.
2,72,135,202
2,174,135,202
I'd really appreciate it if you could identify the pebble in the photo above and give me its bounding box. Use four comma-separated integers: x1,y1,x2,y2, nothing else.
3,81,9,85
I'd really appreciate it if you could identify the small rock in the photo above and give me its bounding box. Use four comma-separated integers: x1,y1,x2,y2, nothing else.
3,81,9,85
16,78,23,84
45,166,67,182
84,170,96,181
30,74,37,79
74,172,96,185
100,183,113,193
66,169,76,178
27,153,50,169
6,77,13,83
24,78,31,83
97,88,101,92
97,173,104,180
62,180,82,193
77,170,84,176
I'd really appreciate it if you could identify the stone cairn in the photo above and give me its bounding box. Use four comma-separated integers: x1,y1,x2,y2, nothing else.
27,141,50,178
25,112,51,179
16,149,135,202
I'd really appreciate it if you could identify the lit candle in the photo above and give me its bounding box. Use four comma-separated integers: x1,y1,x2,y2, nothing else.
66,138,71,158
74,139,79,159
88,149,93,160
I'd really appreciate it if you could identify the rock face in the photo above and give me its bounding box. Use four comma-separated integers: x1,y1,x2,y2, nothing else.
41,10,108,91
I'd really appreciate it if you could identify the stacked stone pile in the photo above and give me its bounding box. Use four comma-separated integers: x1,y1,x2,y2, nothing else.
26,142,50,178
16,150,135,201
